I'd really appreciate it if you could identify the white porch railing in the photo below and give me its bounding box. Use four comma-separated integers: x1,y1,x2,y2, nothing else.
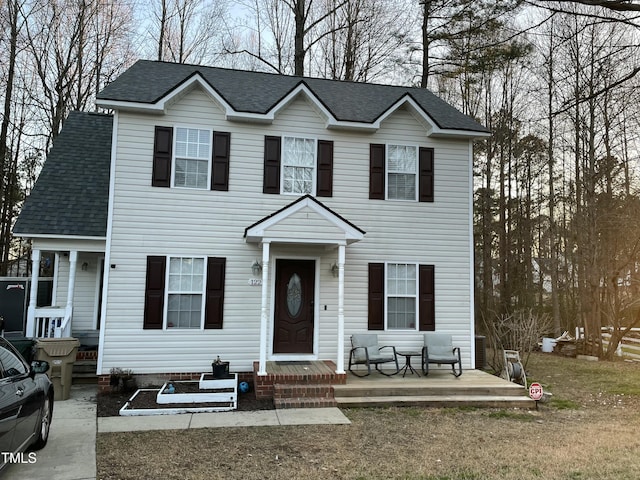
31,307,72,338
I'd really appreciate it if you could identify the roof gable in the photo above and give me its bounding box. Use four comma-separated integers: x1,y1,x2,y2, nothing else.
13,112,112,238
245,195,365,245
97,60,489,137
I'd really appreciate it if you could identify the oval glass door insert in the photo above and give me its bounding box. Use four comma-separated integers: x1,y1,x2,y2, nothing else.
287,274,302,317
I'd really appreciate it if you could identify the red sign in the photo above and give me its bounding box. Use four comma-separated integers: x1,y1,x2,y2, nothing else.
529,382,544,401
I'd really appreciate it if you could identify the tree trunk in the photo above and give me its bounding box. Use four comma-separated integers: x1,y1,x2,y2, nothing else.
0,0,19,276
294,0,306,75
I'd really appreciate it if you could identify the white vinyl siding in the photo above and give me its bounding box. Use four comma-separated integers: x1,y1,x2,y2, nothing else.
387,144,417,201
101,89,474,374
54,252,103,332
282,136,316,195
166,257,205,329
386,263,417,330
173,127,210,189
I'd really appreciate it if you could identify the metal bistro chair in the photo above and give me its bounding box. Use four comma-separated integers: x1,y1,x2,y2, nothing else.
348,334,400,377
421,332,462,377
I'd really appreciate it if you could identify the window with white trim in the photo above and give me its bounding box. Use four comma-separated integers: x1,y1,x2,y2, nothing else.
174,127,210,189
282,136,316,194
387,144,417,200
386,263,417,330
166,257,205,328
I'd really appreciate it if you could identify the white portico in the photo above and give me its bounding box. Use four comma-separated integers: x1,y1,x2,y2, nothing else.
244,195,365,376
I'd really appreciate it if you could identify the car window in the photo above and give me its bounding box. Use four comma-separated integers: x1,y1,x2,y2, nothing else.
0,343,27,378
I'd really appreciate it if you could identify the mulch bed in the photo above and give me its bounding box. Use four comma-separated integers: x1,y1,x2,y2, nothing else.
97,382,274,417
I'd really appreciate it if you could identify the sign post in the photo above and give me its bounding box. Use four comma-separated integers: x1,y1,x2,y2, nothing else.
529,382,544,409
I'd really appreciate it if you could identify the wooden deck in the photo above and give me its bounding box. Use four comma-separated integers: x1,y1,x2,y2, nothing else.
335,368,535,409
254,361,535,409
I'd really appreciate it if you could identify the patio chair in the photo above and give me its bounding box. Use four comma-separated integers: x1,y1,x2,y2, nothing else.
421,333,462,377
348,334,400,377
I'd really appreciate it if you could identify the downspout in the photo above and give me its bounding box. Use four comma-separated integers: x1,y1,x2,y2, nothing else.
468,139,476,368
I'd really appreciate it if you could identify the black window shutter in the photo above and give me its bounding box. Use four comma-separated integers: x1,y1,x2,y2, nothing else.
368,263,385,330
152,126,172,187
419,147,434,202
419,264,435,331
144,256,166,329
317,140,333,197
263,136,281,194
369,144,385,200
211,131,231,191
204,257,226,329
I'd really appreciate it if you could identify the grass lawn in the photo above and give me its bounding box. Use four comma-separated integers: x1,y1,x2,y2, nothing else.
96,353,640,480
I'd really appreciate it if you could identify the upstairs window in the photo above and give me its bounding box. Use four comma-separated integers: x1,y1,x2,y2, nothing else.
174,128,210,189
263,136,333,197
152,126,231,190
370,144,434,202
282,136,316,195
387,145,417,201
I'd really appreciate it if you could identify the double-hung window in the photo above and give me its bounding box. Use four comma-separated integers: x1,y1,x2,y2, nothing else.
387,144,418,201
166,257,205,328
282,136,316,195
386,263,417,330
144,256,226,330
368,262,434,331
174,127,210,189
370,143,432,202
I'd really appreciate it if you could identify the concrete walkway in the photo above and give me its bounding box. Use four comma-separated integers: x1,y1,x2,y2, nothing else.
4,384,350,480
99,406,350,432
4,384,97,480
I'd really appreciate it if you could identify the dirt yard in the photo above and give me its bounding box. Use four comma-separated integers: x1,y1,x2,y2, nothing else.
96,353,640,480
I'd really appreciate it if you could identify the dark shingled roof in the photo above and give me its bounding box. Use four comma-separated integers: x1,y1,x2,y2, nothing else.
97,60,488,133
14,111,112,237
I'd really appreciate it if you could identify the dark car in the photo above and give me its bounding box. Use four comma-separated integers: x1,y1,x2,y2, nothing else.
0,337,53,471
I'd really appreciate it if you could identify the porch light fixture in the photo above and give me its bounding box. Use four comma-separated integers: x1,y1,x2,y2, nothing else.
81,262,89,271
331,263,339,278
251,260,262,276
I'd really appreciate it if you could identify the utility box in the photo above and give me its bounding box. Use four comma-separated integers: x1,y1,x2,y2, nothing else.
35,338,80,401
475,335,487,370
5,336,36,363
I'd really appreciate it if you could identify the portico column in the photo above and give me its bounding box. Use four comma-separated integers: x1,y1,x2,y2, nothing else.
336,244,346,374
258,242,270,376
25,249,41,337
58,250,78,337
66,251,78,312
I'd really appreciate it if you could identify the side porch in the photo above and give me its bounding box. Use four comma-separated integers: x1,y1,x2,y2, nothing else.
22,244,105,382
25,246,104,345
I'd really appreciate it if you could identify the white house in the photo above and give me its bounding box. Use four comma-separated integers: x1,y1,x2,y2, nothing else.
14,60,489,391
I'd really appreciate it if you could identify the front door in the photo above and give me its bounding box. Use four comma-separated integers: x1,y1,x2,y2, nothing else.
273,259,315,354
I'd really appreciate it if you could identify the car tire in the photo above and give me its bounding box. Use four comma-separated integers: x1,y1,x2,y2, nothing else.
31,394,52,451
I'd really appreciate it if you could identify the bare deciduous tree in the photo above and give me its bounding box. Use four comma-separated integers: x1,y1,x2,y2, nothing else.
313,0,412,82
147,0,228,65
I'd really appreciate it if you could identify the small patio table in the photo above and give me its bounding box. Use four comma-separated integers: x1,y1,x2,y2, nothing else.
397,351,421,377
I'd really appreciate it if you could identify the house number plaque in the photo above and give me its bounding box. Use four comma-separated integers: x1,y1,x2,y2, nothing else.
249,278,262,286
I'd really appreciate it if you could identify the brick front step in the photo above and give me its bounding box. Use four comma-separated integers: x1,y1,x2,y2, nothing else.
253,361,346,404
273,384,334,399
73,359,98,383
274,397,338,409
